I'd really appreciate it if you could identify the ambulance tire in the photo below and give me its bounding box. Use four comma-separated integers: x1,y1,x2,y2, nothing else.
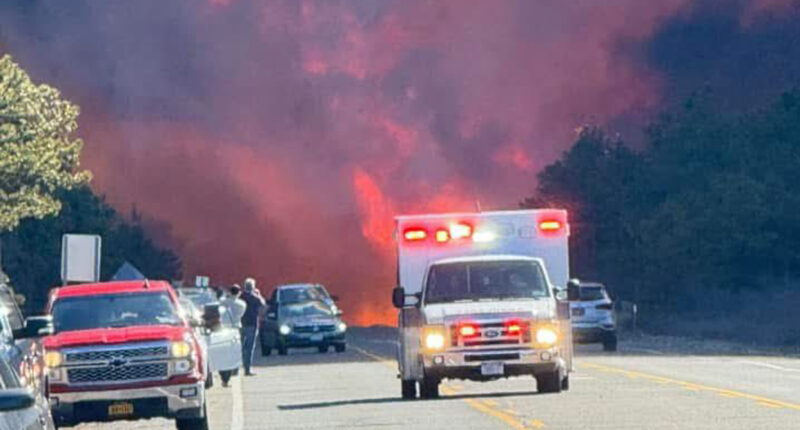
536,371,562,394
603,333,618,352
419,377,440,399
401,380,417,400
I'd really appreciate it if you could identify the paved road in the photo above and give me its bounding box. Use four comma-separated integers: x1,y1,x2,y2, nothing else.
76,328,800,429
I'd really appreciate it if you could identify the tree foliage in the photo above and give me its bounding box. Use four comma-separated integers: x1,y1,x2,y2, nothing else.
0,55,90,231
526,90,800,311
1,186,182,313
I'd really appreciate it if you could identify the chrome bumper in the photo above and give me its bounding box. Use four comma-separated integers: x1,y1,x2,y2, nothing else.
421,347,566,380
50,381,204,422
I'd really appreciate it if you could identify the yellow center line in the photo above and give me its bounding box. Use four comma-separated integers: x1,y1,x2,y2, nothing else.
581,362,800,412
353,346,544,429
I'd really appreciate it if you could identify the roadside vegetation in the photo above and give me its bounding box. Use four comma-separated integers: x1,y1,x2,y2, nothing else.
0,55,181,313
526,90,800,345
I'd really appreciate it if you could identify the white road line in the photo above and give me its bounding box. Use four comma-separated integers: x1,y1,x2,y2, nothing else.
231,372,244,430
624,346,665,355
738,360,800,373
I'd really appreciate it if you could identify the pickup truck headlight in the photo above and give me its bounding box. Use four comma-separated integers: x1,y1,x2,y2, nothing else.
279,324,291,335
337,322,347,333
44,351,63,368
422,326,446,351
171,341,193,358
535,326,558,348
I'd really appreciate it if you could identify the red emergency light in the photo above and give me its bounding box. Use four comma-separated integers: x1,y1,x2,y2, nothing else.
403,228,428,242
538,220,563,232
459,325,477,337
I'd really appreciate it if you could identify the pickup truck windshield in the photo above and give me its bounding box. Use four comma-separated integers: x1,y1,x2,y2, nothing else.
52,292,181,333
425,260,549,304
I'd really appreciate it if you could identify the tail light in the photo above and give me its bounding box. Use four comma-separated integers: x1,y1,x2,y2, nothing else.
435,229,450,243
595,303,613,310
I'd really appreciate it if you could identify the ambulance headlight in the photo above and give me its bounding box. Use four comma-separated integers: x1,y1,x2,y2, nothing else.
337,322,347,333
279,324,291,335
422,326,446,351
535,327,558,347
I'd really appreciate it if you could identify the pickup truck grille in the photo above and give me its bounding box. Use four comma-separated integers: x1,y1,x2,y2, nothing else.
67,363,169,383
65,345,169,363
62,342,171,385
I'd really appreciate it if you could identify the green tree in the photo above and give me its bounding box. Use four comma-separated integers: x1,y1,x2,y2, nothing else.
0,54,90,231
1,186,182,313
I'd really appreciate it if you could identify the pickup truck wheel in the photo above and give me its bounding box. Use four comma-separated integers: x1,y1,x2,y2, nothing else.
175,401,209,430
334,343,346,353
401,380,416,400
318,345,329,353
603,333,618,352
277,345,288,355
419,377,440,399
261,345,272,356
536,371,562,394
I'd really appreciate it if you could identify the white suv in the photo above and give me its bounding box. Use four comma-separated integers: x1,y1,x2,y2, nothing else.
570,283,617,351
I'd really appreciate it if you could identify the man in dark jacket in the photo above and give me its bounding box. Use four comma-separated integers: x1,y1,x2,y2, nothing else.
240,277,265,376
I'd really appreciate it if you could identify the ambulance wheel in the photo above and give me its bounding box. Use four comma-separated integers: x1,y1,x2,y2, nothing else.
561,376,570,391
419,377,440,399
334,343,346,353
318,345,329,353
536,371,562,394
603,333,618,352
401,380,416,400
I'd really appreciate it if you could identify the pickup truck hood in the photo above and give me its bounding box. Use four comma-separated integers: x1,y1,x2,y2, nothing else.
423,299,554,324
43,325,188,350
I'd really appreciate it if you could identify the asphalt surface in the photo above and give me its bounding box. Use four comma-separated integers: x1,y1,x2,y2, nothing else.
75,327,800,429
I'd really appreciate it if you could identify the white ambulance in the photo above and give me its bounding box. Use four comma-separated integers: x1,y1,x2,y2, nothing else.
392,209,578,399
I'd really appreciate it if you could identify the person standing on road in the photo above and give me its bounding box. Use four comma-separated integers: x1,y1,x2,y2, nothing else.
240,277,265,376
221,284,247,328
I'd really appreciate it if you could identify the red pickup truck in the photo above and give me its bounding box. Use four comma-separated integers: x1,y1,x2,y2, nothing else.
39,280,213,429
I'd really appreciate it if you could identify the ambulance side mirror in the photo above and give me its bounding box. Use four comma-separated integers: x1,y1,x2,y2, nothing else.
392,286,406,308
567,279,581,301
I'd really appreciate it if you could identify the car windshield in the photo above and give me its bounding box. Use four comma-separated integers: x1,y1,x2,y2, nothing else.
52,292,182,333
280,301,333,318
280,287,321,303
425,260,549,304
580,286,607,301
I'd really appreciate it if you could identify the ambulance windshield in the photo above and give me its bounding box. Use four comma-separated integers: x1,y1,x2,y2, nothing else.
424,260,549,304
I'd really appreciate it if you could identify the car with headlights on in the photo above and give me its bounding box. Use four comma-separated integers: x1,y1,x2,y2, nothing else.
35,280,216,429
260,299,346,355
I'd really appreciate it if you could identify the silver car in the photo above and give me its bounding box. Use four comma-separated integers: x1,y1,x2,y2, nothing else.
570,283,617,351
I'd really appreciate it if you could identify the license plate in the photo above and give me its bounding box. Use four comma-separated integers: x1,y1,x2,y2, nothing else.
481,362,504,376
571,308,585,316
108,402,134,417
310,334,324,342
